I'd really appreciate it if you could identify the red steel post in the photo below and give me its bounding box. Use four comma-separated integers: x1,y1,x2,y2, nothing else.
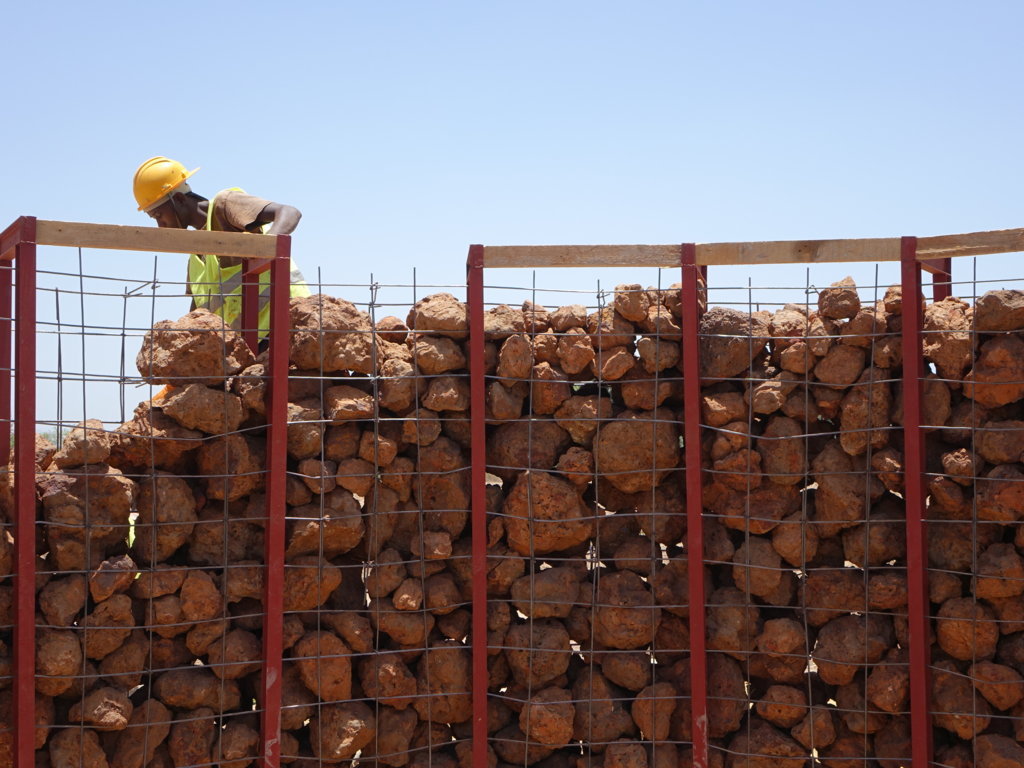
928,257,952,302
259,235,291,768
466,244,488,768
13,217,37,768
681,243,709,768
0,253,11,466
242,273,260,354
900,236,933,766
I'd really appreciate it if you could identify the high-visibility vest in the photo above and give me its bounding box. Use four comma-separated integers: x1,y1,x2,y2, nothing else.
187,187,310,334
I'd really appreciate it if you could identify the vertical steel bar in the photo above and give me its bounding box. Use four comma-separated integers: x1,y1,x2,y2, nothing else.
900,235,933,767
0,256,11,465
466,244,488,768
13,218,37,768
681,244,708,768
259,235,291,768
930,257,952,302
0,237,11,763
242,272,259,354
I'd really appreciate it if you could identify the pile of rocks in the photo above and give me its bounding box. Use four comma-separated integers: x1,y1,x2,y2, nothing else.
3,277,1024,768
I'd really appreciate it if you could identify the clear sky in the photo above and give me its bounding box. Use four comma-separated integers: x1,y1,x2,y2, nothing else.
3,1,1023,425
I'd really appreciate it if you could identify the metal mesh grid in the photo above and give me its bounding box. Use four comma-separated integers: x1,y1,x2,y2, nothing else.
472,258,1024,768
27,250,273,768
696,266,910,767
923,265,1024,768
477,273,693,767
277,275,474,767
3,231,1024,768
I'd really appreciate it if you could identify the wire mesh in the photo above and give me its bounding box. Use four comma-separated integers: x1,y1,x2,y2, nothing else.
7,235,1024,768
476,273,694,767
923,265,1024,768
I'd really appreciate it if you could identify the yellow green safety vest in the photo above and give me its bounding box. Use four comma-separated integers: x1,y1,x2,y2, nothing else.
187,188,310,335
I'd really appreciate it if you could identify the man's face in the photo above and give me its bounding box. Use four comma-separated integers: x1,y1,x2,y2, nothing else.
146,196,183,228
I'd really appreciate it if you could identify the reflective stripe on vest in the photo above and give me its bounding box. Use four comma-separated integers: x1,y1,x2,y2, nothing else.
188,188,310,334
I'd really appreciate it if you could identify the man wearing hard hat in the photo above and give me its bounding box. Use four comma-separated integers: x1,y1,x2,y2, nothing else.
133,156,310,333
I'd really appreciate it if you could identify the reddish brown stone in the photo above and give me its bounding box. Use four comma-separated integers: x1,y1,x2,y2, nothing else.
814,344,866,389
160,383,246,435
39,463,137,571
699,307,769,380
524,361,570,416
505,620,571,689
133,471,196,564
593,408,680,493
976,464,1024,522
293,630,352,701
152,669,241,712
975,734,1024,767
923,297,974,381
413,335,466,375
111,699,172,768
818,277,861,320
68,686,133,731
932,660,992,739
812,614,895,686
53,419,112,468
964,334,1024,407
936,597,999,661
289,294,377,373
503,470,592,556
969,660,1024,711
515,687,574,748
49,728,109,768
414,642,472,723
359,652,417,710
593,571,661,650
136,309,254,385
406,293,468,339
283,555,342,611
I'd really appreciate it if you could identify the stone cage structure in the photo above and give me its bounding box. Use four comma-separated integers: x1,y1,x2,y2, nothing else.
2,217,1024,768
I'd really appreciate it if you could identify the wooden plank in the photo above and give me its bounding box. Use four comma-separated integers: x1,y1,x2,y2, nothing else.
35,220,277,259
483,244,682,268
696,237,902,265
916,228,1024,260
483,239,904,268
29,219,1024,270
481,228,1024,269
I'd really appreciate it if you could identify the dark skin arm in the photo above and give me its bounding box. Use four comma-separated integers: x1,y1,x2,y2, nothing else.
254,202,302,235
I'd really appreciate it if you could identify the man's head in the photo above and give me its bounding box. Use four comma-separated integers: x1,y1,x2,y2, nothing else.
133,156,200,228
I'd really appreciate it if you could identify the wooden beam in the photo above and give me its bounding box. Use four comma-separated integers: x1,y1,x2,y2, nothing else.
22,219,1024,269
696,237,901,266
482,239,905,268
480,227,1024,270
35,220,277,260
916,227,1024,260
482,244,683,268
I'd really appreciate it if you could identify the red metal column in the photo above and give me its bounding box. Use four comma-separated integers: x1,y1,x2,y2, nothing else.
259,235,291,768
242,272,260,354
681,243,708,768
13,218,37,768
466,244,488,768
0,253,11,465
900,236,933,766
927,257,952,302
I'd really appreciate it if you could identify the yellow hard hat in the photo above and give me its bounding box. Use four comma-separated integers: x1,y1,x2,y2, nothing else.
133,156,199,211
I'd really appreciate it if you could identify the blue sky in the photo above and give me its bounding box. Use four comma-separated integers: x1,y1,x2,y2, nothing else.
3,1,1023,424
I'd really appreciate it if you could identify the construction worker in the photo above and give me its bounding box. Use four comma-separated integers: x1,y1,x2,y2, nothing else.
132,156,310,333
